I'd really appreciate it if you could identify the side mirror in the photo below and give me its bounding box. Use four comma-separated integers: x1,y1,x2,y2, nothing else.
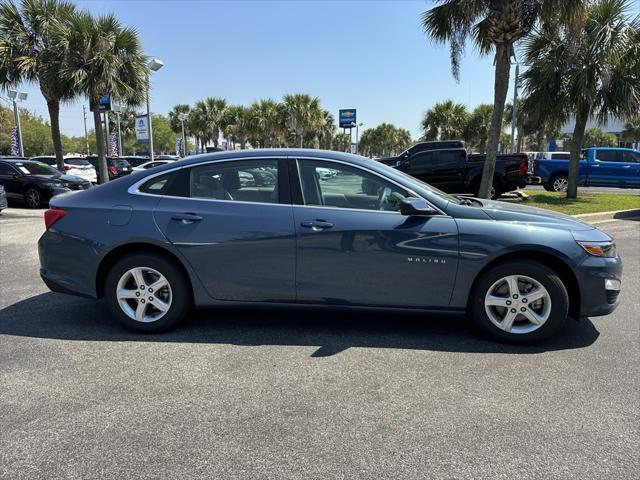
400,197,439,217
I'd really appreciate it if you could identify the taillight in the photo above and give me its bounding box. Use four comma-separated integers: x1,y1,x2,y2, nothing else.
44,209,66,229
518,155,529,176
63,165,72,171
108,165,117,174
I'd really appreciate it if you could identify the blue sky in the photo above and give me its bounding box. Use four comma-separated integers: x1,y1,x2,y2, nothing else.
6,0,637,140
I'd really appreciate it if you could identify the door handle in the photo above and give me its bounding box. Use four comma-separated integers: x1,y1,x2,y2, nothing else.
172,213,203,224
622,165,631,168
301,220,334,231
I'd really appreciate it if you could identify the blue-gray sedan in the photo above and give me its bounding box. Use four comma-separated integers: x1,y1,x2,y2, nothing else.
38,149,622,343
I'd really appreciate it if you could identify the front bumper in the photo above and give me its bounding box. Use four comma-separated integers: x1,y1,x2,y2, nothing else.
576,254,622,317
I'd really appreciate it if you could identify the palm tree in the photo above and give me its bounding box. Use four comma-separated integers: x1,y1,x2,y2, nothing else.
359,123,412,157
317,110,336,149
190,101,209,152
421,100,468,141
282,93,323,148
0,0,76,169
464,104,493,152
250,98,282,147
168,104,190,134
421,0,583,198
224,104,250,149
522,0,640,198
204,97,227,148
64,11,147,182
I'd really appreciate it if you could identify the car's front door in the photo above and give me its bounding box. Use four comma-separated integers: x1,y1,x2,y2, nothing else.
589,149,630,186
292,158,459,308
620,150,640,187
152,158,296,302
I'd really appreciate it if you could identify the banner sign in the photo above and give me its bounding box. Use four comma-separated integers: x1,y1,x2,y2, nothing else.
110,132,118,156
10,127,20,156
339,109,356,128
135,114,150,144
175,138,182,156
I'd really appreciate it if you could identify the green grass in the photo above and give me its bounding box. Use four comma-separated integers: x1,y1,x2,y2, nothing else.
519,192,640,215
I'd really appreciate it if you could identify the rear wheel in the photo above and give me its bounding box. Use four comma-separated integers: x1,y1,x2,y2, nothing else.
104,253,191,333
24,187,42,208
549,174,568,192
470,260,569,344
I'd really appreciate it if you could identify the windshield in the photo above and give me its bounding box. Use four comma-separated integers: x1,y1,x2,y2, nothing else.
15,162,60,176
65,158,91,166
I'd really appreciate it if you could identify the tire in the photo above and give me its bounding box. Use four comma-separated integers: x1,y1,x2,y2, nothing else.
104,253,191,333
549,174,568,192
469,260,569,344
24,187,42,208
543,183,553,192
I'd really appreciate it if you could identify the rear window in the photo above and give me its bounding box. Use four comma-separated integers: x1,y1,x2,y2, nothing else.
15,162,59,175
551,153,570,160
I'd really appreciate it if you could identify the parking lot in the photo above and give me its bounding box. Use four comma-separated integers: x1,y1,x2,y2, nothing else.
0,206,638,479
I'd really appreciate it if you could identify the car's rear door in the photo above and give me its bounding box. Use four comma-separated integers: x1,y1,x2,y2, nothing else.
151,158,296,302
590,149,627,186
291,157,459,308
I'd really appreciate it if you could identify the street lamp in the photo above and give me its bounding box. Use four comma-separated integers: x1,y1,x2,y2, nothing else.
178,112,188,157
510,61,520,153
146,58,164,161
7,90,27,156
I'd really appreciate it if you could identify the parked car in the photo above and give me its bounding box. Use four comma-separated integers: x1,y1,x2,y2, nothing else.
531,147,640,191
132,160,176,172
120,156,150,168
0,184,6,212
31,156,98,184
85,156,133,182
0,159,91,208
39,149,621,344
372,141,529,199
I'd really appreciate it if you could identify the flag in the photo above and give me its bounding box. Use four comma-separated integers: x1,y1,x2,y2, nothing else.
110,132,118,156
10,127,19,156
175,137,182,157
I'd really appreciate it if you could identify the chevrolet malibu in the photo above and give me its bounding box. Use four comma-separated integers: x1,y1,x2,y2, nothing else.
38,149,622,343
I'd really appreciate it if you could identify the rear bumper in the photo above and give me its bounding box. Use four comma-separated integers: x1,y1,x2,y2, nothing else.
526,175,542,184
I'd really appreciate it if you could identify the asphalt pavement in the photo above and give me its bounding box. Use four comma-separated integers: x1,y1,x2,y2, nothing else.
0,207,638,479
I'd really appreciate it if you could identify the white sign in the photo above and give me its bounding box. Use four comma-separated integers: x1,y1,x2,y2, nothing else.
135,114,150,144
350,143,357,154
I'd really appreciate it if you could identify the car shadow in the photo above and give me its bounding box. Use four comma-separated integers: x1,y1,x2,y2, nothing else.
0,292,600,356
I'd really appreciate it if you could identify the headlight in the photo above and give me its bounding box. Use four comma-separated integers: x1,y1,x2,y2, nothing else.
577,241,617,258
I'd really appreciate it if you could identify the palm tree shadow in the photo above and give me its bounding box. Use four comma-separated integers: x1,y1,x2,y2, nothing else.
0,293,600,356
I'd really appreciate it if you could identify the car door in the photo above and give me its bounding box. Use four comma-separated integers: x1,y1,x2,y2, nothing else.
405,151,437,184
589,149,626,186
620,150,640,187
151,158,296,302
292,158,459,308
0,162,24,199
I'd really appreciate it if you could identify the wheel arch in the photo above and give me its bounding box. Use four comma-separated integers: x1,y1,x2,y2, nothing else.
467,250,581,319
95,242,194,300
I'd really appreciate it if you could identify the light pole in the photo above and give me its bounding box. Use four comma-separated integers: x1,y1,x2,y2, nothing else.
8,90,27,157
146,58,164,161
178,112,187,157
351,122,363,154
112,103,123,156
510,62,520,153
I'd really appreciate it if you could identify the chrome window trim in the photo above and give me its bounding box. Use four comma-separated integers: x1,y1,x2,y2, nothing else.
127,154,448,216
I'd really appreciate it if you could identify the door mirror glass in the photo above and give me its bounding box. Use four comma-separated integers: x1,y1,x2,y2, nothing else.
400,197,439,217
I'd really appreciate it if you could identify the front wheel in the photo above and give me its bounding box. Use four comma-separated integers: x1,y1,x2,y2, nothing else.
24,187,42,208
104,253,191,333
470,260,569,344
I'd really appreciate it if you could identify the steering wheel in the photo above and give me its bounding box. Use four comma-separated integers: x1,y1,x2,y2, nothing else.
378,187,391,210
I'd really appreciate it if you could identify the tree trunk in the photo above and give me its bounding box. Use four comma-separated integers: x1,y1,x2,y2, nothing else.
517,119,525,152
478,43,512,198
567,101,590,199
46,99,65,171
296,127,304,148
91,100,109,183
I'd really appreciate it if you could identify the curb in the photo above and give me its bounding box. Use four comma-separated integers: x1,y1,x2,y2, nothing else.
573,208,640,223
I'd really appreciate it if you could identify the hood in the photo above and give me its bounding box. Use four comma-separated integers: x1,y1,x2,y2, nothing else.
480,199,594,231
29,174,86,184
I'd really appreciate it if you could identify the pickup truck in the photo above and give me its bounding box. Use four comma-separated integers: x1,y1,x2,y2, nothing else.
532,147,640,191
373,141,529,198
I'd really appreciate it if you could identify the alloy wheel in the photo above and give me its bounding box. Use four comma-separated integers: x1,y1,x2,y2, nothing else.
25,189,40,208
552,177,568,192
484,274,552,334
116,267,172,323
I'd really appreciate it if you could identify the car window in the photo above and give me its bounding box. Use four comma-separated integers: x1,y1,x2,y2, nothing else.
65,158,91,166
189,160,278,203
297,159,409,212
595,150,620,162
621,151,640,163
0,163,17,176
14,162,59,175
410,151,437,169
551,153,570,160
139,172,177,195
